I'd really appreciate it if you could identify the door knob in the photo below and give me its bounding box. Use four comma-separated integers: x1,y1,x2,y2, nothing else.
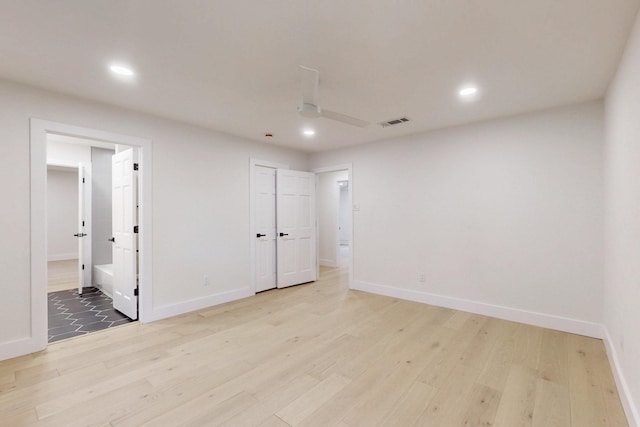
279,232,289,237
74,233,87,237
256,233,266,238
108,237,115,243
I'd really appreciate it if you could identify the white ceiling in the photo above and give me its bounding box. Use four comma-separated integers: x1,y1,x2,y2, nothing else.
1,1,638,152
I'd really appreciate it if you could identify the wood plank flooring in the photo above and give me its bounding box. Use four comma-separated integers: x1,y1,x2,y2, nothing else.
0,267,628,426
47,259,78,293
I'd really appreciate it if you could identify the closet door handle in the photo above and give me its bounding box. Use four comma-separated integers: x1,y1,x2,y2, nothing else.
256,233,266,238
279,232,289,237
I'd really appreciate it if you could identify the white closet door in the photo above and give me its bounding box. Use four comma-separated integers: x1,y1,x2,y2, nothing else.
276,169,317,288
255,166,277,292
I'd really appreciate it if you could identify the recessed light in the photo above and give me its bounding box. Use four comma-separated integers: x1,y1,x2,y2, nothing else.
459,87,477,96
458,85,480,100
109,64,135,77
303,129,315,136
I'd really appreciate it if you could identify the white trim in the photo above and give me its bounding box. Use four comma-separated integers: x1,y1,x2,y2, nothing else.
147,288,252,322
603,327,640,427
249,158,289,295
311,164,354,288
18,119,154,362
29,119,49,354
312,164,353,174
351,279,604,339
48,253,78,261
320,258,338,268
78,162,93,289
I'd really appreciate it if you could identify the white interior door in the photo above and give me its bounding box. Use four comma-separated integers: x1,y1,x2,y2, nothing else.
277,169,317,288
76,163,92,294
112,149,138,320
255,166,277,292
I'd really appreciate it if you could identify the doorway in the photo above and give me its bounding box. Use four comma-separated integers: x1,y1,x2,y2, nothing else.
316,169,351,275
338,180,351,268
46,135,138,342
46,163,81,293
30,119,153,353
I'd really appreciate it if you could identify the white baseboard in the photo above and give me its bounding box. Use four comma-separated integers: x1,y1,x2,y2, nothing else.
350,280,604,339
353,279,640,424
320,258,338,268
48,253,78,261
146,287,252,322
603,327,639,427
0,336,45,362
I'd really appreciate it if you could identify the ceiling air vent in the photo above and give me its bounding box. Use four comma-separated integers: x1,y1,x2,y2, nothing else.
379,117,410,128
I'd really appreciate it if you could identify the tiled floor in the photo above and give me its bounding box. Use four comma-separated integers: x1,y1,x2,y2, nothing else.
48,287,134,343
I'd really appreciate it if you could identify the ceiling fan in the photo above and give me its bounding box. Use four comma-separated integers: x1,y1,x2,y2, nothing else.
297,66,369,128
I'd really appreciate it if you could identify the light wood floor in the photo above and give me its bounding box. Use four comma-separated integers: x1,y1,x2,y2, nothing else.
47,259,78,292
0,267,628,426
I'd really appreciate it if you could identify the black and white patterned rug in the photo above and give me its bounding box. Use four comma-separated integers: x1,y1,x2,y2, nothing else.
48,287,134,343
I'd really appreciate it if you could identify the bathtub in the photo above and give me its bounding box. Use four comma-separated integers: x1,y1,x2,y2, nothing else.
93,263,113,297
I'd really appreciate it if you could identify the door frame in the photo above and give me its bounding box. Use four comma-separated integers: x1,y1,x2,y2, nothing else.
249,158,289,295
77,162,92,291
46,161,92,278
30,119,153,352
337,180,350,246
311,164,354,287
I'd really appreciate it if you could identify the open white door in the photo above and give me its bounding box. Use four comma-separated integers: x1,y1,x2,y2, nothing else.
76,163,92,294
276,169,317,288
111,149,138,320
255,166,277,292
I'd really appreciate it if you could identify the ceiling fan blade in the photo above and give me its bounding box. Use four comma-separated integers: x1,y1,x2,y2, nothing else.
321,109,370,128
300,65,319,105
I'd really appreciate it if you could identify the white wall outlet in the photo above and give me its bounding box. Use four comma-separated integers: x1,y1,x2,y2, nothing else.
203,275,210,286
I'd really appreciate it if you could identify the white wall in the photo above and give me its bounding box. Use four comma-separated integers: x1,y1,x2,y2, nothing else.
318,170,348,267
47,168,78,260
47,139,91,165
339,185,350,245
91,147,114,267
604,8,640,424
310,102,605,334
0,79,307,353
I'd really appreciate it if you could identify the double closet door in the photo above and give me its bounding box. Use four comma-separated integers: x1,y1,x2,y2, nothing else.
255,166,317,292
